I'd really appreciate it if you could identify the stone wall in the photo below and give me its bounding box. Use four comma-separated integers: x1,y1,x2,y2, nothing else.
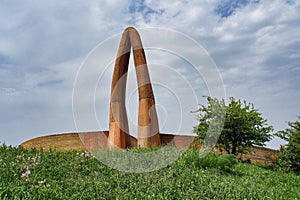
239,146,279,165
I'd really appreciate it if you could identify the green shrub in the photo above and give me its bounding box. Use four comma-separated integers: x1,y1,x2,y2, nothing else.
198,152,218,169
217,154,237,172
275,117,300,174
197,152,237,172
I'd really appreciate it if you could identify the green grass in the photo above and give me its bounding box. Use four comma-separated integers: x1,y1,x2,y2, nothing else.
0,144,299,199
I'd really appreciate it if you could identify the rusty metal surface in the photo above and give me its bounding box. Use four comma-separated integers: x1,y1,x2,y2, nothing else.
109,27,160,148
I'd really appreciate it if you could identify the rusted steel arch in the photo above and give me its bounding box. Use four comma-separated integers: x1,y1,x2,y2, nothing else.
108,27,161,149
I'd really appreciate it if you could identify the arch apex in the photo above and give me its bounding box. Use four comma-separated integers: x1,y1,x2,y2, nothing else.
125,26,136,31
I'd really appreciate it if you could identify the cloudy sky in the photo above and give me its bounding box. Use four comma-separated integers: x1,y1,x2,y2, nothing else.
1,0,299,149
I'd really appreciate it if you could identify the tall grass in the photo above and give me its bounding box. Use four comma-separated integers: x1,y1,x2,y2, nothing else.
0,144,299,199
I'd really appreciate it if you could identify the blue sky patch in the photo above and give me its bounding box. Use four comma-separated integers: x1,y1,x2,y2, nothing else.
215,0,259,18
129,0,164,24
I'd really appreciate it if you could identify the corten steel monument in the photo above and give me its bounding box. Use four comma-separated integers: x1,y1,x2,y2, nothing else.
108,27,161,149
21,27,195,151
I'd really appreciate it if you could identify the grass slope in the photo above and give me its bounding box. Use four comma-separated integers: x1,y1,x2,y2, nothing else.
0,145,299,199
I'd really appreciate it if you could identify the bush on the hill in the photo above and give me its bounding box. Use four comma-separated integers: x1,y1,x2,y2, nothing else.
197,152,237,172
275,117,300,174
194,96,273,156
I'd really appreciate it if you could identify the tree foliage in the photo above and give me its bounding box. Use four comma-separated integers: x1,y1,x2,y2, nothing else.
275,117,300,174
194,97,273,155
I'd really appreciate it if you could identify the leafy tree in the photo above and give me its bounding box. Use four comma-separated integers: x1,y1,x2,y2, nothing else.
275,117,300,174
194,96,273,155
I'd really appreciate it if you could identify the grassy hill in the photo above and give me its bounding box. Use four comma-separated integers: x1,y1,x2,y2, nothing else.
0,144,299,199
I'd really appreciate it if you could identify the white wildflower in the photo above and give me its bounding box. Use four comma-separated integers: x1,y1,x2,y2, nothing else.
38,179,46,185
78,151,92,159
21,167,31,183
21,169,31,178
84,152,90,158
